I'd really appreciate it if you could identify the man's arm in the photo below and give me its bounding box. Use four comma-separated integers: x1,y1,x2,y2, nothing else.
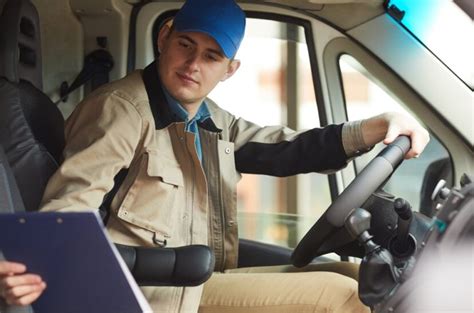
231,111,429,176
41,91,143,212
233,122,348,176
342,111,429,159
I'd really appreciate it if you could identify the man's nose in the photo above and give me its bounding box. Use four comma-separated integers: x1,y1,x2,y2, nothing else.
184,52,199,71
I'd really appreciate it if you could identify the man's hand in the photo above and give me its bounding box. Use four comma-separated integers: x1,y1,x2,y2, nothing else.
361,112,430,159
0,261,46,306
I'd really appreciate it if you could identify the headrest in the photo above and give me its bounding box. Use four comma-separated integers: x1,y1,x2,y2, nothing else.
0,0,42,89
0,0,7,15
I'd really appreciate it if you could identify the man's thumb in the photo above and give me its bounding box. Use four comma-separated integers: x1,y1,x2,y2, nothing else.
383,126,400,145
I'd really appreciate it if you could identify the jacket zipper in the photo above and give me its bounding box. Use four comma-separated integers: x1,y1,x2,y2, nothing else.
215,134,226,271
183,131,195,245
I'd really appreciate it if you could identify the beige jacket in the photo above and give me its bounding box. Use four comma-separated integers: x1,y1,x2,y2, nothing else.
41,62,367,312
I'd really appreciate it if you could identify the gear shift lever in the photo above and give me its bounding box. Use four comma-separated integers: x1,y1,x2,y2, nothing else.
388,198,416,258
345,208,377,253
345,208,401,307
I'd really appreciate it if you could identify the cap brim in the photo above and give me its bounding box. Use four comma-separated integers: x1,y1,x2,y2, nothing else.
174,26,236,59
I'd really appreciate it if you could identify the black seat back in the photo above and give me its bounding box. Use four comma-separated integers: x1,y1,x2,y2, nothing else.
0,0,65,212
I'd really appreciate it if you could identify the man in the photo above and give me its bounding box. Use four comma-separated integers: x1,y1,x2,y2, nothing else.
0,0,429,312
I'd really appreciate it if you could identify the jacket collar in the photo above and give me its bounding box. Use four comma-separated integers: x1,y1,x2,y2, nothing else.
142,61,221,133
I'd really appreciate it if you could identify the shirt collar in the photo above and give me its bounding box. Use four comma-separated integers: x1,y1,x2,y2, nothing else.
161,85,211,125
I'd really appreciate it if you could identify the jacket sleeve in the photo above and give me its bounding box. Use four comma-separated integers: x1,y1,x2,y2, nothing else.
40,91,143,212
230,117,350,177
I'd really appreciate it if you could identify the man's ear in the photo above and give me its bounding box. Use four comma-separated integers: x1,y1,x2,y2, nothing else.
157,23,172,54
221,60,241,81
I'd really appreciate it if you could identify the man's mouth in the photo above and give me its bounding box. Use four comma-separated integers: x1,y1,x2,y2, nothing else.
176,72,198,84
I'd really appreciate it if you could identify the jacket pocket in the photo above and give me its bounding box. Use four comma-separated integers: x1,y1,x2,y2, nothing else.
146,153,184,187
117,152,184,246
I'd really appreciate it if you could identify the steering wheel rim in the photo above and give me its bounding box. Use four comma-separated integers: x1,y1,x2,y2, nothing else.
291,136,411,267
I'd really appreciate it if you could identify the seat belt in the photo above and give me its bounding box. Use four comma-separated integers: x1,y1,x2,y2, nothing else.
56,49,114,104
0,146,25,213
99,168,128,225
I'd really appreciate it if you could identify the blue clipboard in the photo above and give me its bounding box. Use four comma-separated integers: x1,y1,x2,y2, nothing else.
0,211,151,313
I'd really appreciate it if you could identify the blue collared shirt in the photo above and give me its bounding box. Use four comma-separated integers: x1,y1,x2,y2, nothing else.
161,87,211,162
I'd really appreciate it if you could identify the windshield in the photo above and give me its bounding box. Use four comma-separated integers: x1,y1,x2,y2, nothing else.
386,0,474,89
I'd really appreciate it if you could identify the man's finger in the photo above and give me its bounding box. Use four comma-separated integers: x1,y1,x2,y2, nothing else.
0,262,26,275
1,274,43,289
405,149,418,160
5,282,46,299
404,129,429,159
17,290,44,306
383,125,401,145
7,289,45,307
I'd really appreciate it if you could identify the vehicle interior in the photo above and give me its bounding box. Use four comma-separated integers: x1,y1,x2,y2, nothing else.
0,0,472,312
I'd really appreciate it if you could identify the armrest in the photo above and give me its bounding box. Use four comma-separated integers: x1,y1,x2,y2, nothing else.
115,244,215,287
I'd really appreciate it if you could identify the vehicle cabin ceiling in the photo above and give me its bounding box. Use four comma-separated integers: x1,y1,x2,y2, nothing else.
61,0,385,31
251,0,385,30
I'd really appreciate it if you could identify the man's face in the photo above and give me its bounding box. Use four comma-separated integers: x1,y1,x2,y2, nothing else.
157,25,240,108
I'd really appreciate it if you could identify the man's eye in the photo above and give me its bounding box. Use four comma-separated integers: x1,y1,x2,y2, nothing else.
179,41,190,48
206,54,218,61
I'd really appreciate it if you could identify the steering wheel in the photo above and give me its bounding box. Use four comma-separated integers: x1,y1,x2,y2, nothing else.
291,136,411,267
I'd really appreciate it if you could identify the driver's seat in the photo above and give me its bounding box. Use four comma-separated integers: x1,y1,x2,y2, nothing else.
0,0,64,213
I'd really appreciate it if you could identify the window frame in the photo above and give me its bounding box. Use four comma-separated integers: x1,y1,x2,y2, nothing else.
322,33,470,186
338,53,455,212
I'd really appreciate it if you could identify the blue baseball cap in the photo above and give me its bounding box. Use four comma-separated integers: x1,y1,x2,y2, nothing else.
173,0,246,59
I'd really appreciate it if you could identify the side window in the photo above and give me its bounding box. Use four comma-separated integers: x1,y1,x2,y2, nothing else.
339,54,453,216
209,18,331,248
